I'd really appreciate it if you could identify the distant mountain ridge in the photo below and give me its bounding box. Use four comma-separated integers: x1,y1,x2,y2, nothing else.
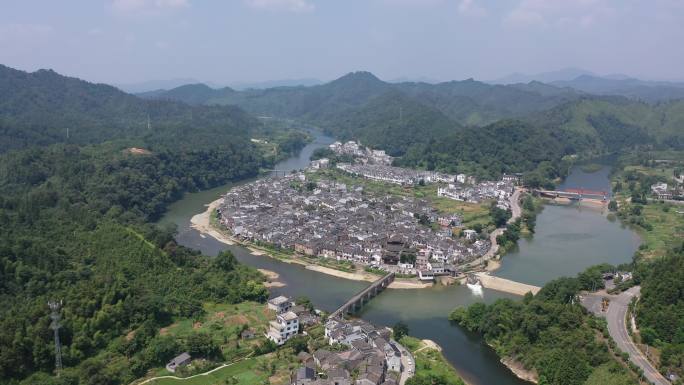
143,70,581,127
0,64,260,152
551,74,684,102
491,67,596,84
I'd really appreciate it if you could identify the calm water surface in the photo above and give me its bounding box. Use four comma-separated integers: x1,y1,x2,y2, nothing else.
495,163,640,286
159,138,638,385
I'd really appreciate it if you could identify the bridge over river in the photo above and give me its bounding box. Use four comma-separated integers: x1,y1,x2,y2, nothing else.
537,188,609,201
330,272,395,319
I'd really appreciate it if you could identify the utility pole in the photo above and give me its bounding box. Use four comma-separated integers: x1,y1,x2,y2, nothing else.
48,300,63,375
66,127,69,140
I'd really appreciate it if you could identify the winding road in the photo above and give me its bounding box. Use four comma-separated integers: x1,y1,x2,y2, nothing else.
582,287,670,385
462,188,522,270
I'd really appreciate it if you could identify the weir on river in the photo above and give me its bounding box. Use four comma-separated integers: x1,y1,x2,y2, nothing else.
159,131,639,385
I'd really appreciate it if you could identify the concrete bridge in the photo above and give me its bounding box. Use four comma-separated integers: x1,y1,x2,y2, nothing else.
537,188,608,201
264,169,291,177
330,272,395,319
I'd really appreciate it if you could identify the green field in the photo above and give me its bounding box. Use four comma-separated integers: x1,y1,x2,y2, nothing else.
613,159,684,259
634,202,684,259
149,359,261,385
140,301,305,385
400,336,465,385
148,353,297,385
623,164,681,181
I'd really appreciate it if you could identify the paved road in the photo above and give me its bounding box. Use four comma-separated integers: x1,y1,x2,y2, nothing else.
508,188,522,222
462,188,522,270
393,340,415,385
584,287,670,385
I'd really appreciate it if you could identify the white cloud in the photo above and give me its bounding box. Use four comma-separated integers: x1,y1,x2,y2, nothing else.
245,0,314,13
112,0,189,13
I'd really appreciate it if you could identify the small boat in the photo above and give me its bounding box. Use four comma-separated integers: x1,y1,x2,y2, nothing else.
199,233,207,239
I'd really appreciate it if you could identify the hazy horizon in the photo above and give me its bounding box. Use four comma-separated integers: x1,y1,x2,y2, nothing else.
2,0,684,85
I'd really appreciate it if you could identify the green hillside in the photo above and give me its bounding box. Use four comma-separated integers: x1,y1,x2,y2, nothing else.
530,98,684,152
145,71,581,127
0,65,261,152
0,65,273,385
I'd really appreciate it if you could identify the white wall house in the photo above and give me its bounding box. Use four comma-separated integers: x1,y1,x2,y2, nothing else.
268,296,293,314
267,311,299,345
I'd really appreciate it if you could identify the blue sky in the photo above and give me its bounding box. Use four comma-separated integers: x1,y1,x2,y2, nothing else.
1,0,683,84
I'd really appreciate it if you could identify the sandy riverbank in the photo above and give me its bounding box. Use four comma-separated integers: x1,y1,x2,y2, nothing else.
258,268,286,288
190,198,235,245
304,265,377,282
485,258,502,272
390,279,434,289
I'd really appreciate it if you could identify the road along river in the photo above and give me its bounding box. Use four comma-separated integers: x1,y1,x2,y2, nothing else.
159,135,640,385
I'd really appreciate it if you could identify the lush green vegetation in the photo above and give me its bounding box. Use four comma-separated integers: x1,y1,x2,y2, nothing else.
635,251,684,379
610,153,684,378
450,266,640,385
400,336,465,385
0,65,281,385
147,71,684,185
145,71,580,128
0,143,270,384
0,65,265,153
612,154,684,258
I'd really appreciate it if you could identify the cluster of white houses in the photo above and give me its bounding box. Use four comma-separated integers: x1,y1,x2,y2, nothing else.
336,163,463,187
218,172,490,277
291,317,409,385
329,141,393,166
437,179,516,209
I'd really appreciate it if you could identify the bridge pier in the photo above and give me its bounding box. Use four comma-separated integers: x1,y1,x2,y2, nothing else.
331,272,395,319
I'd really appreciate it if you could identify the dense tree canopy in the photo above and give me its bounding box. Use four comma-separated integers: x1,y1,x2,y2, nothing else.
450,266,639,385
0,141,269,384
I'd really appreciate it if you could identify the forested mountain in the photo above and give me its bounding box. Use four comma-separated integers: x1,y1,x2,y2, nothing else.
143,71,684,184
0,65,262,153
528,97,684,152
0,65,273,385
395,79,579,126
491,67,595,84
0,143,268,385
552,75,684,103
322,90,458,156
144,71,581,127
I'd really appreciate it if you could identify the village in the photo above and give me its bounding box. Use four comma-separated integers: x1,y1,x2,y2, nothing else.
161,294,416,385
217,140,518,280
266,296,413,385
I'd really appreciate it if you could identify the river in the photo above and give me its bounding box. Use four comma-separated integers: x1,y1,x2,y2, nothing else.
159,135,639,385
495,162,641,286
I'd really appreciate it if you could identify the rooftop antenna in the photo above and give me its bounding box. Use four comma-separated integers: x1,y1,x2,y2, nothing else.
48,300,63,375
